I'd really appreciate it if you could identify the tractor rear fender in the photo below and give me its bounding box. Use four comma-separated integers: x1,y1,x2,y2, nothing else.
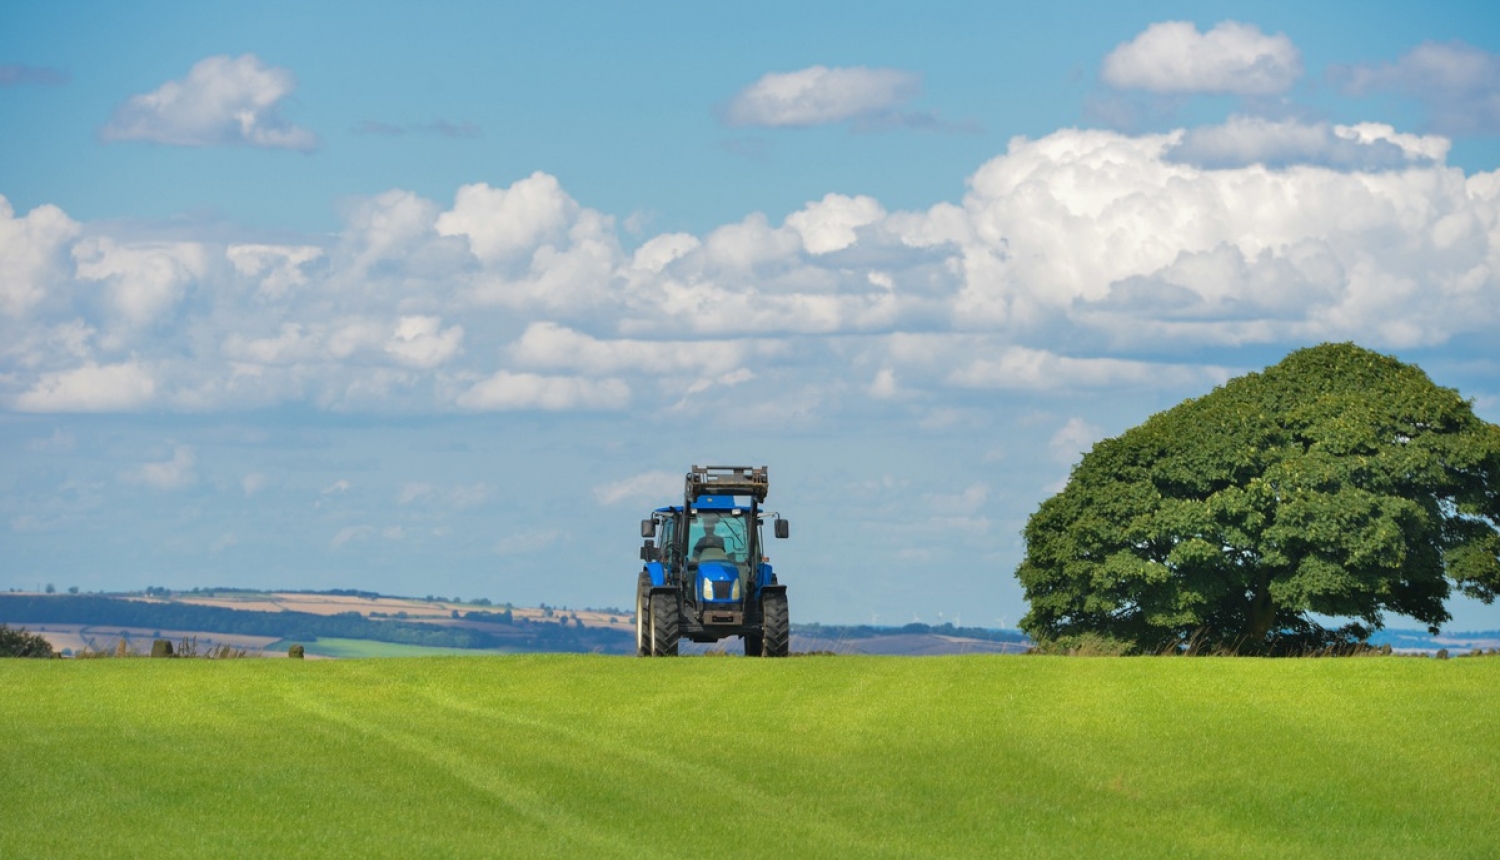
645,561,667,588
759,584,787,600
756,562,775,588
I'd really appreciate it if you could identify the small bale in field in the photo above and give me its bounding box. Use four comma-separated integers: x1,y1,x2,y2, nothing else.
115,638,130,658
1436,648,1449,660
151,639,174,658
1380,643,1392,655
288,644,305,659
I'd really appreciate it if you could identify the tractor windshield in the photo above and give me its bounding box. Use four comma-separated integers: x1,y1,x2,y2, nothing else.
687,511,752,564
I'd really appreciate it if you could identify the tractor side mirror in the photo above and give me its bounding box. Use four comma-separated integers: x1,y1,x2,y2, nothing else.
640,540,657,561
640,519,656,538
774,518,790,539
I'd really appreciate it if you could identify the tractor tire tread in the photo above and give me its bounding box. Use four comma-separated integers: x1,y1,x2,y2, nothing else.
762,592,789,657
635,572,651,657
650,592,680,657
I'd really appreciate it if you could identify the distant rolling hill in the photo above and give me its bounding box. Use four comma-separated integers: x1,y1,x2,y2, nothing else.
0,591,631,656
0,589,1031,657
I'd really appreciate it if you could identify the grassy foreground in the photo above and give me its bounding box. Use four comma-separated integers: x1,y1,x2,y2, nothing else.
2,656,1497,859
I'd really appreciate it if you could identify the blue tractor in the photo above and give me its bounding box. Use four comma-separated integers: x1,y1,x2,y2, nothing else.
636,465,792,657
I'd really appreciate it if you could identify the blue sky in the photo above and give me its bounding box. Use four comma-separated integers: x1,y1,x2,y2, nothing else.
3,0,1500,630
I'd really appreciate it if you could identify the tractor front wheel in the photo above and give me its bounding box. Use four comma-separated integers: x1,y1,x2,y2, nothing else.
649,592,680,657
762,592,789,657
635,572,651,657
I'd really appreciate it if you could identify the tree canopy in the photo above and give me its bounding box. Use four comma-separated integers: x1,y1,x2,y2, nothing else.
1017,343,1500,654
0,624,56,658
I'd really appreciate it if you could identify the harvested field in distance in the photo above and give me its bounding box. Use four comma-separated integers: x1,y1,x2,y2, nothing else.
21,624,282,656
3,656,1497,858
157,591,634,631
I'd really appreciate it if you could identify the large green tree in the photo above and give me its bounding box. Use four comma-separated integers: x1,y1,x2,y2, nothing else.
0,625,56,658
1017,343,1500,654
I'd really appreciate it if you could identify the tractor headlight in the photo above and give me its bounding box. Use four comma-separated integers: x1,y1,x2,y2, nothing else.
702,577,714,601
731,578,741,600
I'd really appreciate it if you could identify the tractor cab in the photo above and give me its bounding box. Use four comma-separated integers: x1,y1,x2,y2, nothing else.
685,500,759,618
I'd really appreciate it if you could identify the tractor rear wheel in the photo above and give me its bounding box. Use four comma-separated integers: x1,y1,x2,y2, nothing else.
635,573,651,657
743,631,763,657
649,592,680,657
762,591,789,657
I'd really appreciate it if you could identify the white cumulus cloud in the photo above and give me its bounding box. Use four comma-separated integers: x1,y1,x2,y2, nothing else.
438,175,623,313
14,361,156,412
221,323,325,366
385,316,463,369
592,470,681,505
227,244,324,299
944,127,1500,348
455,370,629,411
338,189,452,277
1335,40,1500,135
508,322,775,378
4,124,1500,416
101,54,318,151
1167,117,1444,170
436,173,581,264
630,233,699,273
946,345,1222,391
72,237,209,325
1102,21,1302,95
123,445,196,490
723,65,922,128
786,193,886,254
1049,418,1105,465
0,196,80,318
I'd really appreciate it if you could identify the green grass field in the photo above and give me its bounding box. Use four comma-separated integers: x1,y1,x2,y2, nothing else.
2,655,1497,859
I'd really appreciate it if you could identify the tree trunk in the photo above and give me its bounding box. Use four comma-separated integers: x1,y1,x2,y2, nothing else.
1245,573,1277,647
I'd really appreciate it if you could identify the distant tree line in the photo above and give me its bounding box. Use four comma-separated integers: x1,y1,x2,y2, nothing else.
461,609,513,623
177,587,500,606
0,595,633,654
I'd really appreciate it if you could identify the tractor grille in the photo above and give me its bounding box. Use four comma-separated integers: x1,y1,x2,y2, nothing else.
711,581,735,601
